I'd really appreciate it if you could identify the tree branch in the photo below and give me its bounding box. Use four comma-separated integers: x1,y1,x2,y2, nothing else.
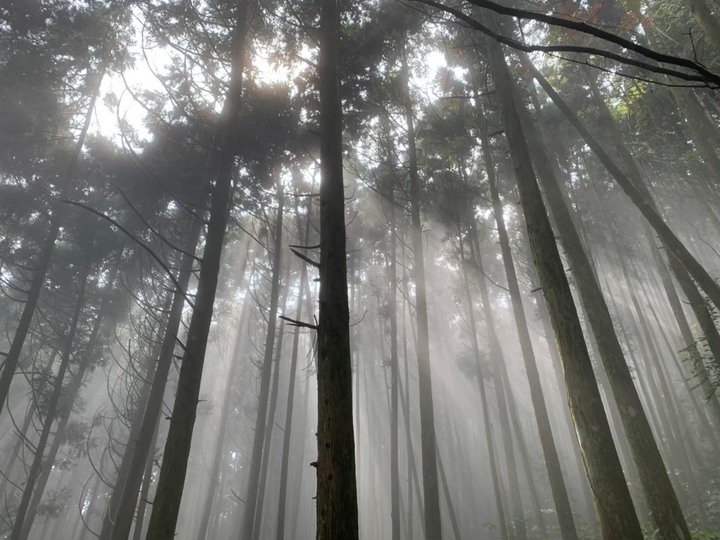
406,0,720,87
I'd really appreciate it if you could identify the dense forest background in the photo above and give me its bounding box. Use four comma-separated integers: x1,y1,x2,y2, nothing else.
1,0,720,539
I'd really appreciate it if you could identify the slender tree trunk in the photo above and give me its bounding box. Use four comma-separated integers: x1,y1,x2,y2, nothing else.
487,38,644,539
315,1,359,538
132,413,160,540
20,272,116,540
99,287,173,540
0,74,102,417
276,211,310,540
478,109,578,540
458,233,510,540
11,261,91,540
465,220,528,540
0,392,39,499
399,42,443,540
241,183,285,540
386,185,401,540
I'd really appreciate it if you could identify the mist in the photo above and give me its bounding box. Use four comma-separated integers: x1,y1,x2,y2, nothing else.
1,1,720,540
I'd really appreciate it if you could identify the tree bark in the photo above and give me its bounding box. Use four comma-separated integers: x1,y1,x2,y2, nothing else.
315,1,359,539
487,38,644,540
478,108,578,540
523,58,720,314
110,216,203,540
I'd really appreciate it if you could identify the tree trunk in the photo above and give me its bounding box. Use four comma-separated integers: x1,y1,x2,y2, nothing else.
198,254,253,540
523,57,720,314
399,41,443,540
516,65,693,538
110,216,203,540
276,204,311,540
0,73,102,416
487,38,644,540
315,1,359,539
478,108,578,540
20,268,117,540
241,182,285,540
143,2,251,537
11,260,91,540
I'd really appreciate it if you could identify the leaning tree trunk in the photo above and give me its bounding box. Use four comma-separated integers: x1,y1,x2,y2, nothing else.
20,267,119,540
110,216,203,540
11,260,91,540
487,38,644,540
522,58,720,315
143,3,251,538
514,66,693,538
315,1,359,539
478,108,578,540
0,74,102,417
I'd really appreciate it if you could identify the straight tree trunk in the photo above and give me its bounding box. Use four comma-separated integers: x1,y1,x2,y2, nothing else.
487,38,644,540
458,232,510,540
399,42,443,540
198,256,253,540
241,183,285,540
276,205,311,540
386,184,401,540
464,220,528,540
315,1,359,539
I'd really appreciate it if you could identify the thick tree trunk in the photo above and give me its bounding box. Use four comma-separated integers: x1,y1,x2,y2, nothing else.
487,39,644,539
315,1,359,539
110,216,203,540
143,3,251,537
517,67,692,538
